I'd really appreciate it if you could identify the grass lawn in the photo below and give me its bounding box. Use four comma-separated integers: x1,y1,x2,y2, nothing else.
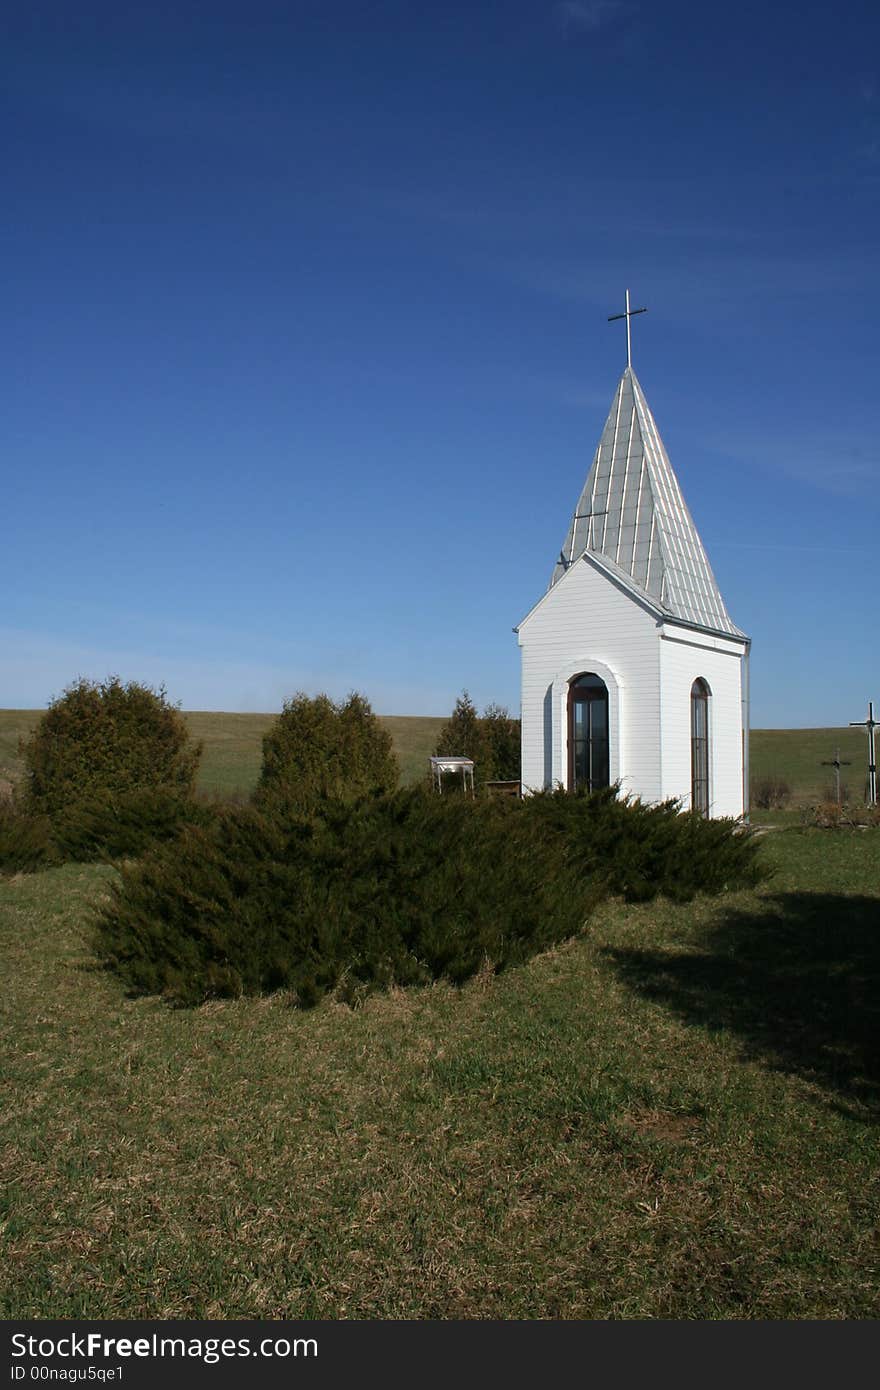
2,827,879,1319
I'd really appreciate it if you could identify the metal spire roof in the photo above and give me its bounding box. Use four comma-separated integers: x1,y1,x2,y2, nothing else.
551,366,744,638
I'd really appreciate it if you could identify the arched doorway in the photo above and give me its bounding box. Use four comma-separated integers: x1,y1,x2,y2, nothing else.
568,673,610,792
691,678,710,815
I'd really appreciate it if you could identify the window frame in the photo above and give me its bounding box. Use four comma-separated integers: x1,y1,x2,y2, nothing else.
568,672,610,793
690,677,711,816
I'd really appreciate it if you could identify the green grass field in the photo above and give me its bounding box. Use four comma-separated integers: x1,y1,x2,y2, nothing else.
0,708,872,805
2,706,879,1316
2,827,879,1318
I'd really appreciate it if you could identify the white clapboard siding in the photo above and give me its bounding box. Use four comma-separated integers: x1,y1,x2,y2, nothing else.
659,628,746,818
517,554,661,800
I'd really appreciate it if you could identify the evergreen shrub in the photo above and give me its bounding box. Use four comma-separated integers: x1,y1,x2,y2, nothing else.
481,703,522,782
255,692,399,817
524,785,766,902
21,677,202,818
95,806,327,1003
0,787,215,876
52,788,217,863
95,791,602,1005
0,802,58,875
95,784,765,1007
433,691,521,788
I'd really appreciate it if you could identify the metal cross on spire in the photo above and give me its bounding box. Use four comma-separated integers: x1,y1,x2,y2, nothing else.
849,700,878,806
608,288,647,368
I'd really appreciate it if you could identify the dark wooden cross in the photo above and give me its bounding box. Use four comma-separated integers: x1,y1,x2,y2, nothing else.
849,701,878,806
608,288,647,368
562,509,609,568
821,748,852,806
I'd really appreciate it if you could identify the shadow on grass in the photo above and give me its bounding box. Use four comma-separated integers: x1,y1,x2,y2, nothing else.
605,892,880,1118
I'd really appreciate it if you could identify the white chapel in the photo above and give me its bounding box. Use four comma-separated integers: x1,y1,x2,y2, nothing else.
516,301,751,818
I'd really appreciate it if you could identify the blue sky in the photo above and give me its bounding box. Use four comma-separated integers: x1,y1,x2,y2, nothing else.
4,0,878,725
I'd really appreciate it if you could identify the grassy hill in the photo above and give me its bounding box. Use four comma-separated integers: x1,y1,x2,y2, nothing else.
749,727,874,805
2,826,878,1317
0,707,873,805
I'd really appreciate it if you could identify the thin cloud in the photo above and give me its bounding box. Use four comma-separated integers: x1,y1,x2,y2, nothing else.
701,429,879,502
496,246,880,321
0,627,470,717
554,1,635,37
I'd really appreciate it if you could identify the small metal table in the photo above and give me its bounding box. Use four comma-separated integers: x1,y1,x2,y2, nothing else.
429,756,475,796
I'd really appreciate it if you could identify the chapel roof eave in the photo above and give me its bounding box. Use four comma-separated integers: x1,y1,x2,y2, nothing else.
582,548,748,641
516,547,748,644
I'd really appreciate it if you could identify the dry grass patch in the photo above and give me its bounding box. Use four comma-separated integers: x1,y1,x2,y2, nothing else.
2,830,880,1318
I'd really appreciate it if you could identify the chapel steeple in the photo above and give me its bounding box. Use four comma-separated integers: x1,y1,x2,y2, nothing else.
519,296,750,818
550,364,743,639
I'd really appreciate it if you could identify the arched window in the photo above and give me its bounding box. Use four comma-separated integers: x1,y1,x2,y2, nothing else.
568,673,609,792
691,678,710,816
